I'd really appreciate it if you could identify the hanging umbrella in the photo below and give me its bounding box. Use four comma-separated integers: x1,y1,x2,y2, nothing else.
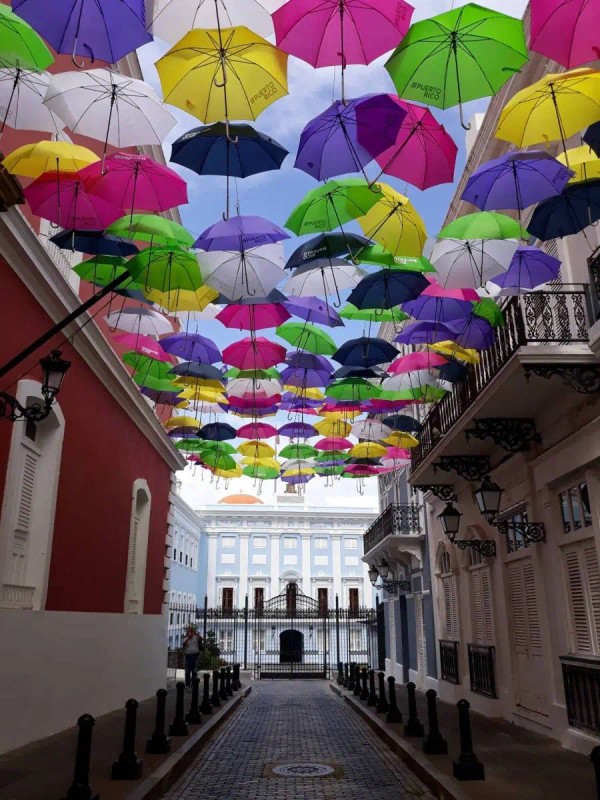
216,302,290,330
488,245,562,293
50,228,138,257
2,140,98,178
44,70,176,163
351,420,392,440
23,172,123,230
13,0,151,63
227,378,282,398
385,3,528,128
472,298,504,327
145,286,219,312
0,4,53,70
106,307,174,336
348,269,429,309
315,419,352,437
388,351,447,374
357,183,427,257
141,386,188,406
354,244,436,272
286,352,332,371
199,244,286,300
295,94,406,181
430,238,519,288
429,342,480,364
238,440,277,457
275,322,337,355
382,371,438,393
114,333,171,363
202,450,237,471
422,281,480,300
446,317,495,350
286,233,370,269
195,215,288,251
394,320,455,345
169,362,224,381
222,337,287,370
283,261,365,304
584,121,600,156
125,352,173,382
402,294,475,322
557,145,600,183
382,415,421,434
438,212,527,240
339,304,408,324
156,26,288,124
126,247,203,292
150,0,274,43
273,0,413,100
529,0,600,68
283,296,343,328
349,442,387,459
280,366,331,388
461,151,573,211
332,335,398,367
198,422,237,441
315,437,353,451
160,333,221,363
278,421,318,439
0,69,62,136
527,180,600,240
107,214,194,249
238,422,278,438
495,68,600,151
285,178,383,235
332,365,387,380
372,97,457,189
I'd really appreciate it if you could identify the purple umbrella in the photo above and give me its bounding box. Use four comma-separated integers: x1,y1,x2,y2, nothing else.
140,387,185,406
282,473,314,485
228,405,279,417
394,320,455,345
489,246,561,294
286,352,333,372
13,0,152,64
194,215,289,251
278,422,318,438
461,151,573,211
402,295,474,323
280,366,332,388
284,296,343,327
446,318,495,350
280,393,323,408
160,333,222,364
295,94,406,181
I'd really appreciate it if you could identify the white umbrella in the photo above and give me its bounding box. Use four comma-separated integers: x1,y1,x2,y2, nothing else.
198,243,286,300
430,238,519,289
0,69,63,135
283,261,365,303
105,307,174,336
280,458,315,471
44,69,176,158
150,0,274,43
226,378,282,397
382,370,438,392
351,420,392,441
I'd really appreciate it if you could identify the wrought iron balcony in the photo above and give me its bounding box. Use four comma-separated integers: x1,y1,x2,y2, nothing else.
561,654,600,733
412,287,592,471
363,503,421,554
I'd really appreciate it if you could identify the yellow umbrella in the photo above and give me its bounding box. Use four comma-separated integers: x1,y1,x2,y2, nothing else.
283,385,325,401
237,441,276,458
185,388,228,404
165,415,199,429
173,377,225,390
557,145,600,183
349,442,387,458
495,68,600,150
315,419,351,437
241,456,280,469
213,465,243,478
357,183,427,257
283,466,315,477
155,27,288,124
383,432,419,448
145,286,219,312
429,341,480,364
319,409,361,420
2,141,99,178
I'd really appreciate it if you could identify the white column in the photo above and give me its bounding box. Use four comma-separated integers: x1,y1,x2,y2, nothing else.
301,534,311,595
332,535,342,604
206,533,218,606
239,534,249,605
269,534,279,598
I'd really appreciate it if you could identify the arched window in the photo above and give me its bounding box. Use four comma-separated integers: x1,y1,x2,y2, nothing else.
124,479,151,614
437,546,459,640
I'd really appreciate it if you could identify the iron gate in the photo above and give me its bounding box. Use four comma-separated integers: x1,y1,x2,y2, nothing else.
168,584,379,680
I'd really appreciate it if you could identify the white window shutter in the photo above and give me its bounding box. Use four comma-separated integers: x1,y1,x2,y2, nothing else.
507,562,528,653
564,540,600,654
523,560,543,655
471,568,484,643
16,447,39,534
481,567,494,643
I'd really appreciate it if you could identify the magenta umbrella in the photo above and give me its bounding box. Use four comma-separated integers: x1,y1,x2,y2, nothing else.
273,0,414,100
216,303,291,331
315,437,353,451
24,172,123,230
222,337,287,370
80,153,188,212
237,422,278,438
227,394,282,409
529,0,599,68
388,351,448,375
114,333,172,363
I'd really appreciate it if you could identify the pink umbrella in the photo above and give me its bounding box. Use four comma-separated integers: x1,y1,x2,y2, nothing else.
373,98,458,189
237,422,278,439
345,464,380,475
273,0,414,99
315,437,353,451
80,153,188,212
222,337,287,370
423,279,480,301
114,333,173,362
362,399,412,412
530,0,599,68
227,394,283,409
388,351,448,375
319,402,362,414
385,446,411,459
24,172,123,230
216,303,291,331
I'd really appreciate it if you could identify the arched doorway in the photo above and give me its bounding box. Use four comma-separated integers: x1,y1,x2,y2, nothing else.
280,629,303,663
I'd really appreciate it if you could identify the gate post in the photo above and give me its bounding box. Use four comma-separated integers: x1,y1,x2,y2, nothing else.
243,594,249,671
202,595,208,641
376,596,386,672
335,594,341,672
323,609,328,678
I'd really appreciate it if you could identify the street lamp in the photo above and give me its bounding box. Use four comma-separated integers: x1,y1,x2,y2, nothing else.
473,476,503,524
0,350,70,423
378,559,390,580
438,502,462,542
368,561,410,594
368,565,379,586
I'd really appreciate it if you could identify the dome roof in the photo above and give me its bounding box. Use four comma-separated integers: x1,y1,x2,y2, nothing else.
218,494,263,505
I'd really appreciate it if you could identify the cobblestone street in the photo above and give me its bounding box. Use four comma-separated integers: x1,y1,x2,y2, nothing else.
165,681,434,800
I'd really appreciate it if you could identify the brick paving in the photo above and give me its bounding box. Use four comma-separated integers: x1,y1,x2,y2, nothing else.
165,681,435,800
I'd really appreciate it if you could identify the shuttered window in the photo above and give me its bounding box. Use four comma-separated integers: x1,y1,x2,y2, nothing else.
439,549,459,640
415,593,427,687
507,559,543,656
563,540,600,655
469,549,494,645
16,446,39,534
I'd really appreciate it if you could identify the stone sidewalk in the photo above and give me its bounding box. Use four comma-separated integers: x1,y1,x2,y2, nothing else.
164,681,436,800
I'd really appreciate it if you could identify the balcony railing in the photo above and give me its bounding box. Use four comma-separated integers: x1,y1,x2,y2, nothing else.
561,654,600,733
412,287,591,470
468,644,497,698
363,503,421,554
439,639,460,684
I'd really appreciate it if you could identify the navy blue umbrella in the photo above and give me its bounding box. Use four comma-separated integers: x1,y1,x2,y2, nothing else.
50,229,139,257
382,414,422,433
169,362,224,381
583,122,600,157
437,360,468,383
332,365,388,379
528,180,600,241
348,269,429,310
198,422,237,442
333,336,398,368
286,233,371,269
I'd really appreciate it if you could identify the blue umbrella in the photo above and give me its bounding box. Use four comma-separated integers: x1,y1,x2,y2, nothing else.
332,365,388,379
50,229,138,257
394,320,454,345
194,215,289,251
348,269,429,309
286,233,371,268
169,362,224,381
437,360,468,383
528,180,600,241
333,336,398,368
446,317,495,350
583,121,600,157
402,294,474,322
382,414,422,433
489,246,561,294
198,422,237,442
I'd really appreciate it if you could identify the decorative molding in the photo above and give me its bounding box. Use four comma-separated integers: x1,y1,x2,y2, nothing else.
433,455,490,482
465,418,540,452
524,364,600,394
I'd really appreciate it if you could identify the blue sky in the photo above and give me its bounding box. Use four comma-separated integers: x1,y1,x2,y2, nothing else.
139,0,525,508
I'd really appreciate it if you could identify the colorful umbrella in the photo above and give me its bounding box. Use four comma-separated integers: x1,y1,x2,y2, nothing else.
283,261,365,304
283,296,343,328
351,420,392,440
50,228,138,257
195,215,289,251
286,233,370,268
489,246,562,294
198,422,237,441
2,140,98,178
354,245,436,272
0,69,62,136
278,421,318,439
23,172,123,230
339,304,408,324
106,307,173,337
150,0,274,43
222,337,287,370
107,215,194,249
357,184,427,257
315,419,351,437
169,362,224,381
388,351,447,374
0,4,53,70
114,334,171,363
382,416,421,434
557,145,600,183
529,0,599,68
217,302,290,331
430,238,519,288
285,178,383,235
402,294,475,322
238,422,278,439
280,366,331,388
275,322,337,355
527,180,600,240
126,246,203,292
160,333,221,363
315,436,353,451
446,317,495,350
438,212,527,240
394,320,455,345
145,286,219,312
429,342,480,364
325,378,382,401
199,244,286,301
348,269,429,309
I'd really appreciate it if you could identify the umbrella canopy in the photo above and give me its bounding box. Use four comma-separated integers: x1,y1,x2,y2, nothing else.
348,269,429,309
315,437,353,451
156,26,288,123
333,336,398,367
315,419,352,437
489,246,562,293
446,317,495,350
105,307,173,336
3,140,98,178
216,302,290,330
199,244,286,301
222,337,287,370
198,422,237,441
527,180,600,240
325,378,381,401
276,322,337,355
280,366,331,388
382,415,421,434
584,121,600,156
23,172,123,230
238,441,277,457
349,442,387,458
357,184,427,256
430,238,519,288
115,333,171,363
160,333,221,363
283,296,343,328
150,0,274,43
169,362,224,380
557,145,600,183
295,94,406,181
529,0,600,68
351,420,392,440
438,212,527,240
354,245,436,272
145,286,219,312
0,4,53,70
339,303,408,324
0,69,62,134
107,214,194,248
394,320,455,345
402,294,475,322
429,342,480,363
126,247,203,292
388,351,447,374
195,215,289,251
286,233,370,268
283,261,364,302
278,422,318,439
238,422,278,439
285,178,382,235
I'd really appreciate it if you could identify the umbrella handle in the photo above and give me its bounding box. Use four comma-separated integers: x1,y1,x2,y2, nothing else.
225,119,239,145
214,73,227,88
458,103,471,131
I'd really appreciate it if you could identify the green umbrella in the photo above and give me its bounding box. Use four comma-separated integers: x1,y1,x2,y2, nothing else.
325,379,381,401
275,322,337,355
243,464,279,480
0,5,53,70
200,441,237,455
175,439,205,453
285,178,383,235
74,255,144,292
107,215,194,249
141,376,187,394
438,212,528,241
315,465,345,476
279,443,318,459
224,367,282,380
126,246,203,291
339,303,409,323
127,354,173,385
354,245,436,273
385,4,527,128
315,450,349,463
202,451,237,471
472,298,504,327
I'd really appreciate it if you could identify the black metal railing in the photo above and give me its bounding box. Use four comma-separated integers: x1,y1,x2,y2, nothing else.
363,503,421,554
412,287,591,470
439,639,460,684
588,252,600,322
468,644,497,698
561,654,600,733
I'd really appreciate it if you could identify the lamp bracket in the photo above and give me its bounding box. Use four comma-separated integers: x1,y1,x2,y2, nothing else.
413,484,457,501
524,364,600,394
433,455,490,482
375,579,411,595
497,521,546,552
0,392,51,423
465,417,540,452
453,539,497,558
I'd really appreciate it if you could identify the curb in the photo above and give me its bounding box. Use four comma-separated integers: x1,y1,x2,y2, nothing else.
126,686,252,800
330,684,470,800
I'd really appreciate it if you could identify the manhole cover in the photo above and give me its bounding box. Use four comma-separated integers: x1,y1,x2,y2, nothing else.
272,763,335,777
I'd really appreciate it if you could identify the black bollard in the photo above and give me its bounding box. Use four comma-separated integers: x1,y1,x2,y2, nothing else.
232,664,240,691
200,673,213,715
146,689,171,755
368,669,378,706
169,682,189,736
376,672,389,714
186,677,202,724
347,662,356,692
404,682,425,737
219,667,228,701
211,669,221,707
386,676,403,724
111,699,143,780
453,699,485,781
590,746,600,800
225,666,233,696
343,662,349,688
60,714,99,800
423,690,448,755
235,663,243,690
360,667,369,701
353,665,362,697
337,661,344,685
